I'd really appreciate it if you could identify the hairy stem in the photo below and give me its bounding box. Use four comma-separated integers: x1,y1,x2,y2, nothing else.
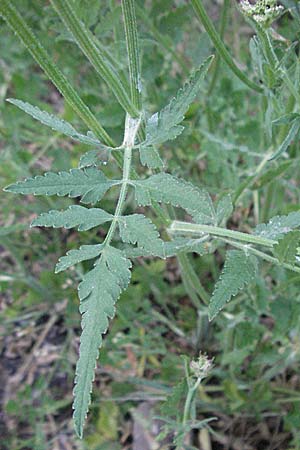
191,0,263,93
169,221,277,248
0,0,113,146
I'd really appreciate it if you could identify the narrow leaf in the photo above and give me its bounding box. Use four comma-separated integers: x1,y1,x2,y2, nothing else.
131,173,216,225
274,230,300,264
144,56,213,145
31,205,113,231
5,168,120,204
269,118,300,161
55,244,104,273
73,247,131,438
255,211,300,240
118,214,164,256
209,250,258,320
7,99,106,146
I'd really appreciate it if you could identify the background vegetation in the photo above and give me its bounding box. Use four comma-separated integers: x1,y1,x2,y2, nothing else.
1,0,300,449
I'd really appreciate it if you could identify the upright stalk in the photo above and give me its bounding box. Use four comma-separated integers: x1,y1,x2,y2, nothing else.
50,0,139,118
0,0,113,146
191,0,263,93
121,0,142,111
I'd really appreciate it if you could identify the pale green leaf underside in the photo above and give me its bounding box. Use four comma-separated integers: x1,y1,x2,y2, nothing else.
139,145,163,169
31,205,113,231
5,168,119,204
118,214,164,256
79,148,111,168
7,98,105,146
269,118,300,160
216,194,233,225
274,230,300,264
131,173,215,225
55,244,104,273
209,250,258,321
144,56,213,146
73,247,131,438
254,211,300,240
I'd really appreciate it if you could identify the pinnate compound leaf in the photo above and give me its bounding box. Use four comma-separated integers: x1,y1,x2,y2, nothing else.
254,211,300,240
273,230,300,264
144,56,213,145
139,145,163,169
31,205,113,231
209,250,258,321
7,98,105,146
5,168,119,204
73,247,131,438
118,214,164,256
131,173,215,225
55,244,104,273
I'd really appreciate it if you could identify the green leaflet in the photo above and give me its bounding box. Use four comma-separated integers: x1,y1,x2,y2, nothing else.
209,250,258,320
269,117,300,160
139,145,164,169
131,173,216,225
118,214,164,256
216,194,233,225
73,247,132,438
254,211,300,240
273,230,300,265
31,205,113,231
7,99,106,147
55,244,104,273
5,168,120,204
143,56,213,146
79,149,112,168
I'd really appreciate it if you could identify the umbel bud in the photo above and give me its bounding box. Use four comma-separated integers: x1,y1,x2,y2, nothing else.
239,0,284,27
190,353,213,380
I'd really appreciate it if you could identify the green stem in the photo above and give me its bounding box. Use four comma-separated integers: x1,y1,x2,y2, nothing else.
221,238,300,275
0,0,113,146
104,116,140,247
121,0,142,111
169,221,277,248
190,0,263,93
178,253,209,305
182,377,201,426
50,0,139,118
207,0,230,96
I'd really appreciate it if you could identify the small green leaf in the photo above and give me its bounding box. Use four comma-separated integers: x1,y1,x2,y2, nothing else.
269,118,300,161
216,194,233,225
139,145,163,169
73,247,131,438
131,173,216,225
79,148,111,168
209,250,258,320
5,168,120,204
7,98,105,146
144,56,213,145
31,205,113,231
274,230,300,264
255,211,300,239
55,244,104,273
118,214,164,256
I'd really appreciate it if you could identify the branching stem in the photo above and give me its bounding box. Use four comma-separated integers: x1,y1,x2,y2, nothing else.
169,221,277,248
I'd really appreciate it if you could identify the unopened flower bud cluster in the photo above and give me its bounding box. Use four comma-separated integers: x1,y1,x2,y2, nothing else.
240,0,284,27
